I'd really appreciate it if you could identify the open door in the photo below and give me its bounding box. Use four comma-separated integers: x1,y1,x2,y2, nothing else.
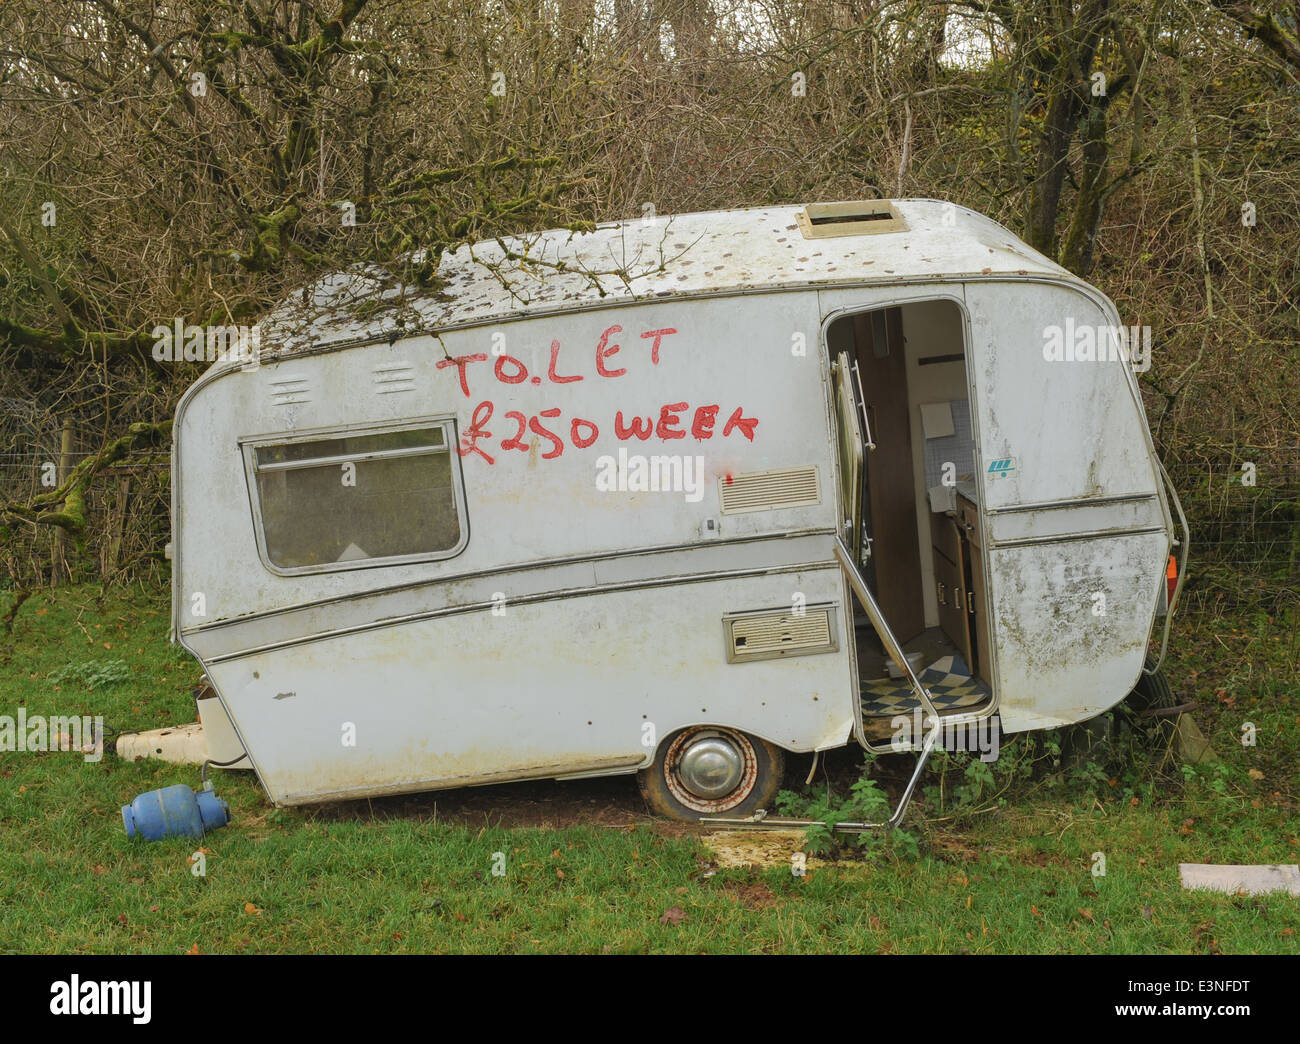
826,300,995,752
831,351,864,562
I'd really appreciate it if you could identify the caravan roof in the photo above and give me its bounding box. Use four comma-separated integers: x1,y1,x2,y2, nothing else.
259,200,1076,357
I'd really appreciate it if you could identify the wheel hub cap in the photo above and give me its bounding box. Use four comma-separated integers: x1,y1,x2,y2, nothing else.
676,735,744,799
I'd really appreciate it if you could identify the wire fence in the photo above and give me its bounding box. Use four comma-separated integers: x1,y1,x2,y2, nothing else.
0,407,170,588
1162,449,1300,618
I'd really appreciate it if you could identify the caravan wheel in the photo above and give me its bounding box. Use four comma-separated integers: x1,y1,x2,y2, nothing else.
637,726,784,822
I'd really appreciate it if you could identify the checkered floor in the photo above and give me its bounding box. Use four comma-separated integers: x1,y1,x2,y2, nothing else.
860,654,991,718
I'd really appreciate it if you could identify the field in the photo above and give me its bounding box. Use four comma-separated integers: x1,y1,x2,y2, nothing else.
0,583,1295,954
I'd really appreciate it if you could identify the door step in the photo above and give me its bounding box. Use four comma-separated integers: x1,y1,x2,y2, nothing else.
860,653,992,738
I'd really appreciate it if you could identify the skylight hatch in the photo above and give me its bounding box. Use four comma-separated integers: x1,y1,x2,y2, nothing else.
797,200,907,239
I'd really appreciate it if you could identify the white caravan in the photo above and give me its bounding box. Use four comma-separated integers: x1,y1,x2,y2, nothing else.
158,199,1187,824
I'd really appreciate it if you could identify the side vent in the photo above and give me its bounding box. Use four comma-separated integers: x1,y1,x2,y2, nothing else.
797,200,907,239
719,466,819,515
725,606,839,664
269,375,311,406
373,362,416,394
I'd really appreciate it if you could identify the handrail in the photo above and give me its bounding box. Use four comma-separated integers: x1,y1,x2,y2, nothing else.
832,536,938,726
703,538,945,832
1145,454,1190,675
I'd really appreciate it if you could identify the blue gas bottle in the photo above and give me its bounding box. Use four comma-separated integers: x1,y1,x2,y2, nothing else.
122,783,231,841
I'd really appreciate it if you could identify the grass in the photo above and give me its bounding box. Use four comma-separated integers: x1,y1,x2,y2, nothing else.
0,581,1296,954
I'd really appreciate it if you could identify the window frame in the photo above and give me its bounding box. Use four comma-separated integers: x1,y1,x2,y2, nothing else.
240,414,469,576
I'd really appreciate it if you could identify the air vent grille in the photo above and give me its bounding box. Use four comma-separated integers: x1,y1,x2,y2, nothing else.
797,200,907,239
725,607,838,663
719,467,820,515
269,375,311,406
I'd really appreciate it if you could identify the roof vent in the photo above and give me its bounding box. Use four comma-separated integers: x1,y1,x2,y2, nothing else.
797,200,907,239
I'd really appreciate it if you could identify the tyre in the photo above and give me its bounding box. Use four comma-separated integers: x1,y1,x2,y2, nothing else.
1125,656,1177,713
1116,655,1179,747
637,725,785,822
1060,656,1177,768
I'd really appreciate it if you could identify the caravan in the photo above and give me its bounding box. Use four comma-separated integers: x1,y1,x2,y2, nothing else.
155,199,1187,824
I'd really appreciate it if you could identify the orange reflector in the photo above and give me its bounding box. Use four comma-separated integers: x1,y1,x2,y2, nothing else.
1166,554,1178,603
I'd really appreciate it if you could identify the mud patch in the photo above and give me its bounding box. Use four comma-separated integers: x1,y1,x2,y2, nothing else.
721,878,780,910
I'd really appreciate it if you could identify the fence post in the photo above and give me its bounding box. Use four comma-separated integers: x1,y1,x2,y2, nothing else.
51,418,73,585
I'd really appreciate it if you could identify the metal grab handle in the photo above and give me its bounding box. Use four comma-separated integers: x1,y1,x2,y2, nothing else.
1145,454,1191,675
849,359,876,450
834,536,938,724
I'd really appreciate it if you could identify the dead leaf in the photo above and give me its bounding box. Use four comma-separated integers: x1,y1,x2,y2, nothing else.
659,906,688,926
555,868,565,880
243,902,261,916
186,943,201,955
1247,768,1265,781
1078,907,1094,921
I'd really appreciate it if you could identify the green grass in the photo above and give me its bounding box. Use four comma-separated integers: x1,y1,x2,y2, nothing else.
0,583,1296,953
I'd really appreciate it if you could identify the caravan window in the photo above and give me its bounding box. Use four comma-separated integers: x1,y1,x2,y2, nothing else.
245,420,466,572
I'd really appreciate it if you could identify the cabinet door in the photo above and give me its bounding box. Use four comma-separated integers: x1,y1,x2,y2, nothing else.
933,542,970,666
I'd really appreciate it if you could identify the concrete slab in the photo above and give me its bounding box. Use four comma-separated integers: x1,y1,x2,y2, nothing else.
1178,863,1300,896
